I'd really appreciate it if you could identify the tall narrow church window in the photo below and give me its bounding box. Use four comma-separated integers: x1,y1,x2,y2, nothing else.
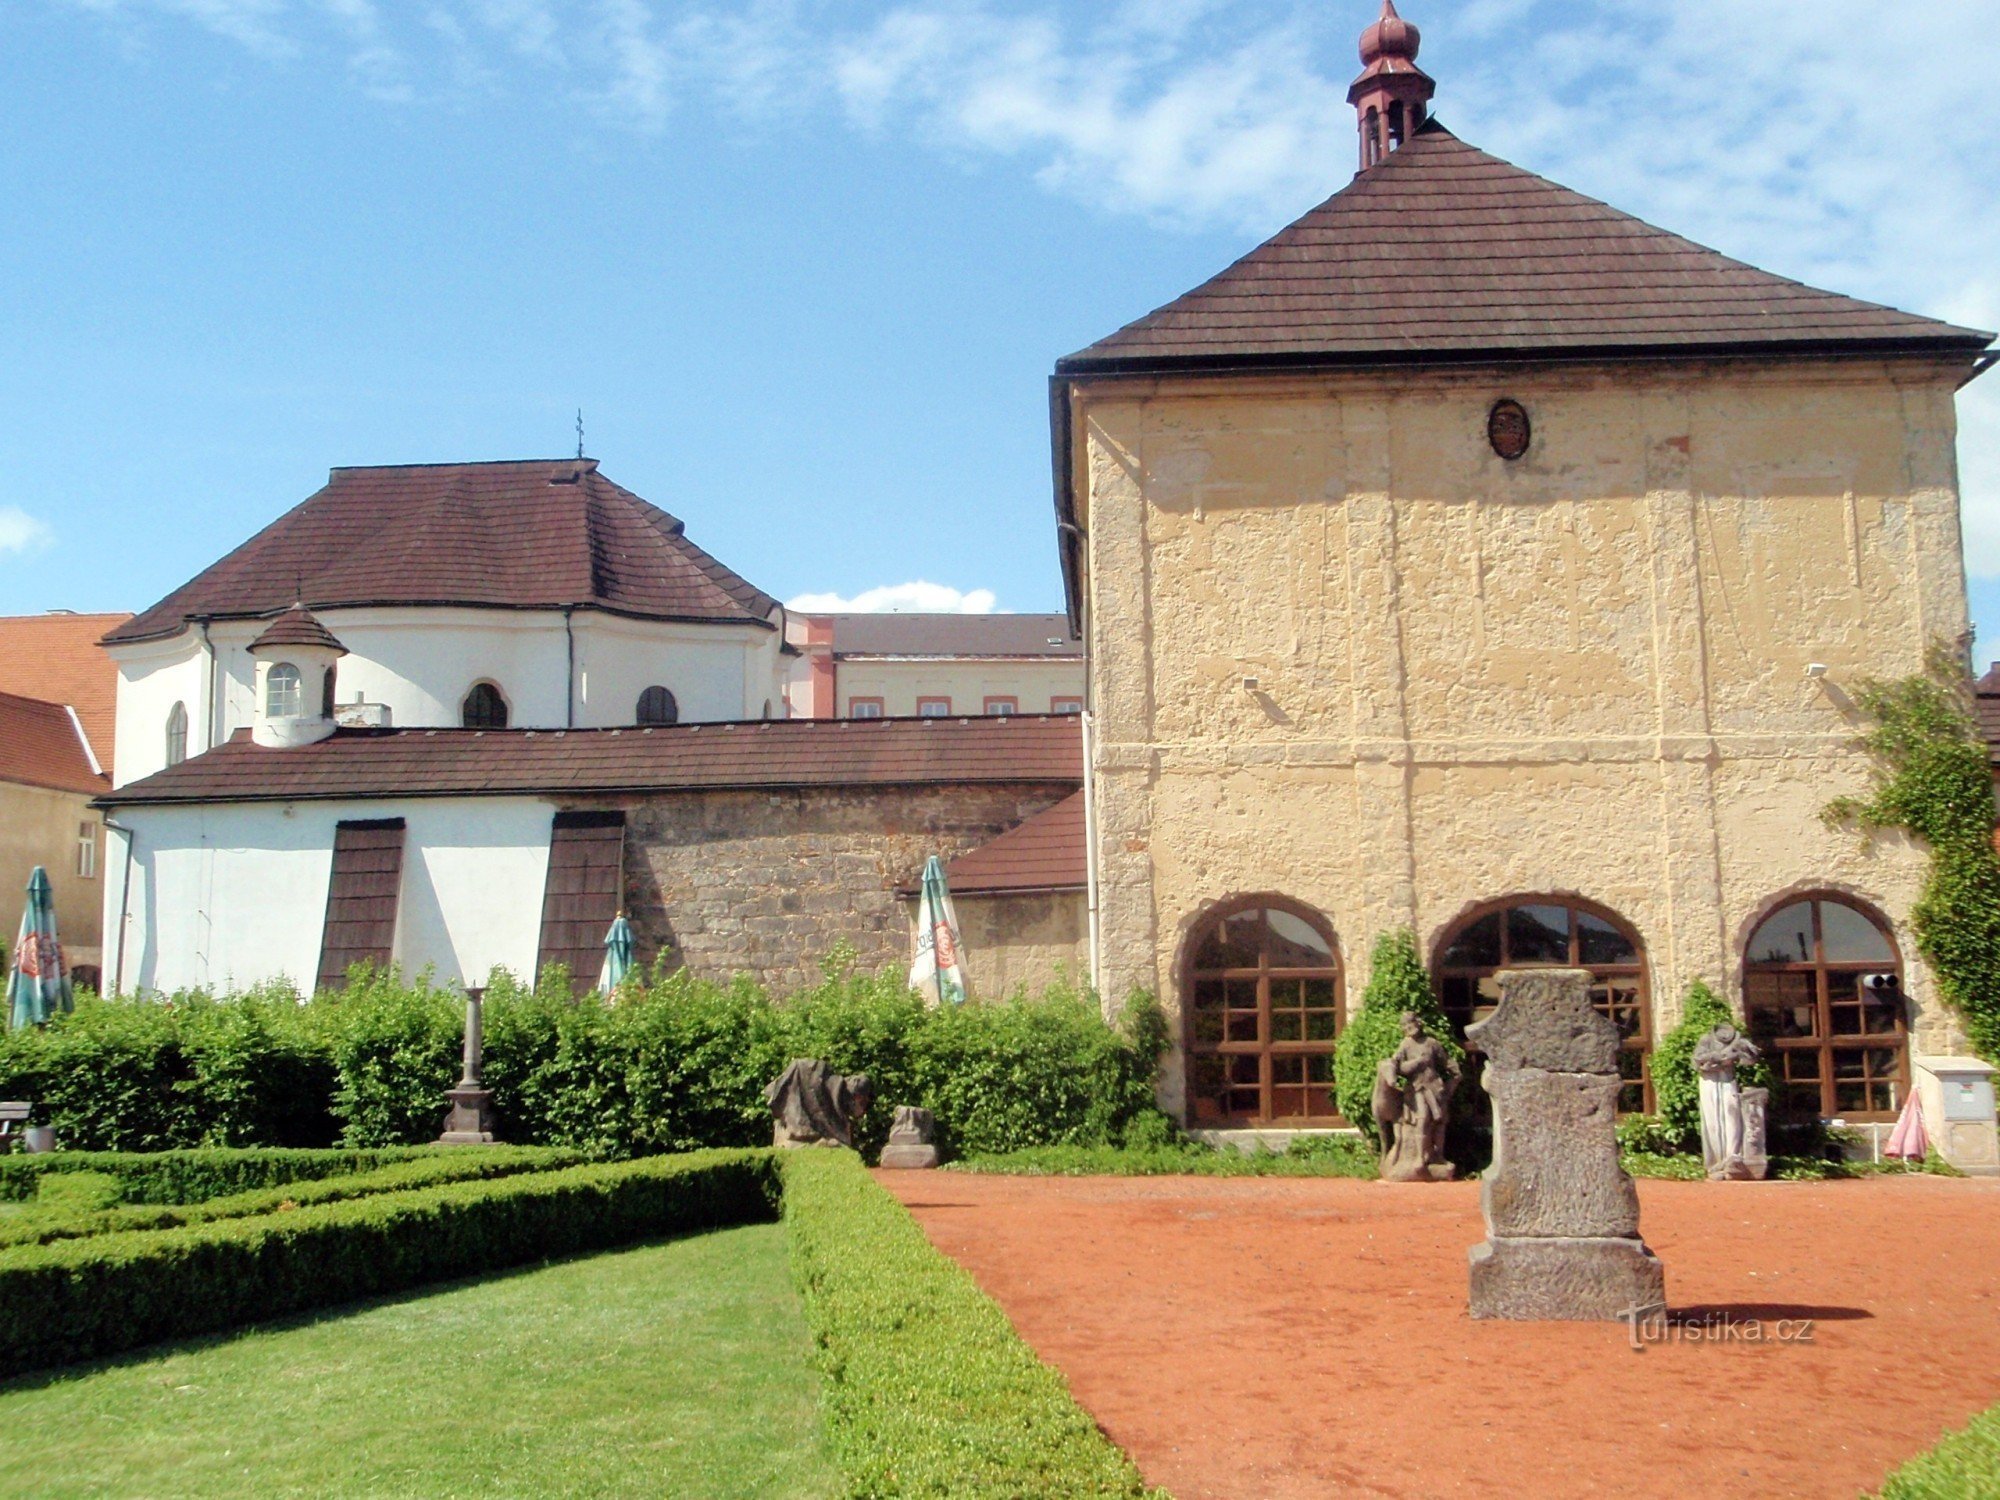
636,685,678,725
1744,895,1907,1121
265,663,302,719
165,702,188,766
462,681,509,729
1185,899,1343,1126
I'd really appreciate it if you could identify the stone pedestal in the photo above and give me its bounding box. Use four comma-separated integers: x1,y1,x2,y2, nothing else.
1466,969,1665,1321
438,1087,499,1145
878,1104,941,1169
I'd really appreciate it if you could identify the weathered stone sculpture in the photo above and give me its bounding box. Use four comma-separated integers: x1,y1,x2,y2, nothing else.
766,1059,873,1149
1466,969,1665,1321
438,987,500,1145
1694,1022,1769,1181
878,1104,941,1169
1373,1011,1460,1182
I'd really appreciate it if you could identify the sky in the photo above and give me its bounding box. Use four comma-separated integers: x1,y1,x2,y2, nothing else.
4,0,1999,654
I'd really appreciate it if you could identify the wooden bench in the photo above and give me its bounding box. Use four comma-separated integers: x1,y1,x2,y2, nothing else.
0,1102,31,1152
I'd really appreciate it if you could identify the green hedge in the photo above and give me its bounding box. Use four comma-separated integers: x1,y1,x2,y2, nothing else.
0,1149,779,1374
0,1147,586,1249
1875,1399,2000,1499
948,1138,1377,1178
0,1146,456,1205
1,964,1168,1161
780,1149,1161,1498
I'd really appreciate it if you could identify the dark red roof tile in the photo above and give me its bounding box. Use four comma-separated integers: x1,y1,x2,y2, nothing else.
0,690,108,796
249,606,347,655
107,460,780,645
935,791,1085,896
0,614,127,767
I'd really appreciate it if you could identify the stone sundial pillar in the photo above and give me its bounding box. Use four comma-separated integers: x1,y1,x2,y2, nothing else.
1466,969,1665,1320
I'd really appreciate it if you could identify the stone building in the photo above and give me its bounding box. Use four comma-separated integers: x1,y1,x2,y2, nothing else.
1052,3,1996,1145
786,612,1085,720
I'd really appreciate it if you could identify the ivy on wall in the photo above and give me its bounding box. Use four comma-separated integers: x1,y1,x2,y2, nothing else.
1823,645,2000,1063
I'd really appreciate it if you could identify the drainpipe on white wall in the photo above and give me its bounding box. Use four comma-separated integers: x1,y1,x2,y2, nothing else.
1080,707,1103,1007
197,619,218,752
105,817,135,995
563,607,576,728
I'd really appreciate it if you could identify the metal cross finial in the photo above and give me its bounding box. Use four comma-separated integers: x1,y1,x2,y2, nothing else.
576,408,585,460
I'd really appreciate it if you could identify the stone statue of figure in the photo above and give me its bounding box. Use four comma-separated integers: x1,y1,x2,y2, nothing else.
1376,1011,1460,1182
765,1059,873,1149
1692,1023,1767,1181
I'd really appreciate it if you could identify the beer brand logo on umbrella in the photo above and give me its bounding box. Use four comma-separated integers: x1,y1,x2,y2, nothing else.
909,855,969,1006
8,866,73,1031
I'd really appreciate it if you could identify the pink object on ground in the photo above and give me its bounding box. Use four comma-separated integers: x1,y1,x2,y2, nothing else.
1886,1090,1929,1159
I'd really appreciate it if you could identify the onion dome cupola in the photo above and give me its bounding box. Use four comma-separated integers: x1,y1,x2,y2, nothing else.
1349,0,1435,171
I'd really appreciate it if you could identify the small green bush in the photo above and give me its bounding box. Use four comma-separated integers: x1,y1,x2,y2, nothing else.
1648,980,1772,1152
0,1149,779,1374
780,1150,1161,1498
1333,929,1463,1145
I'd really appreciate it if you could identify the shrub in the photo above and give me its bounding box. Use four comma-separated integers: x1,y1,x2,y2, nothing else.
948,1138,1376,1178
779,1149,1161,1498
1333,929,1463,1146
0,1146,450,1205
1647,980,1771,1152
0,1149,779,1374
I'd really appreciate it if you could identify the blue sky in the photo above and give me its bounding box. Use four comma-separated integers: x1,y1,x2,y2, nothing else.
5,0,1999,656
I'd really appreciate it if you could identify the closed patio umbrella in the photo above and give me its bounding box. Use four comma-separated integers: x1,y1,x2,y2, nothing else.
8,866,72,1030
599,914,636,996
908,855,968,1006
1884,1088,1929,1161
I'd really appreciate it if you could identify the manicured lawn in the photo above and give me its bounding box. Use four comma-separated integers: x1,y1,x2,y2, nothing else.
0,1222,839,1499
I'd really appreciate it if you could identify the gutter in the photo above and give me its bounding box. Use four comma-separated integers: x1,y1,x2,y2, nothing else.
104,817,135,995
1081,707,1102,1003
563,607,576,728
197,618,218,753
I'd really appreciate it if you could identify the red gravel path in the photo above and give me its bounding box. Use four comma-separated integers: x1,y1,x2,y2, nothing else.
877,1172,2000,1500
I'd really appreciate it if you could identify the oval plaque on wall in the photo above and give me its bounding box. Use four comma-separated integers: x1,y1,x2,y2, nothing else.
1488,399,1531,461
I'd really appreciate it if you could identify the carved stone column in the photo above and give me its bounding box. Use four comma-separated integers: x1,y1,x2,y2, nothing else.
438,987,500,1145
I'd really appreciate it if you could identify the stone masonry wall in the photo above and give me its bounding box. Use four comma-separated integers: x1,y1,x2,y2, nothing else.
591,781,1076,995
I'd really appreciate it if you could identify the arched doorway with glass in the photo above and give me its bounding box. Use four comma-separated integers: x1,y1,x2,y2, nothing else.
1742,894,1908,1122
1433,897,1653,1113
1183,898,1345,1126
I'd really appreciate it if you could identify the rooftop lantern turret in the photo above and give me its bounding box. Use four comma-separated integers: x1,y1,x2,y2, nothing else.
1348,0,1435,172
248,604,346,749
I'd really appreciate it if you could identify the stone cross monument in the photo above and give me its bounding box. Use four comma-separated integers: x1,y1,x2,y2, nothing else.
1466,969,1665,1320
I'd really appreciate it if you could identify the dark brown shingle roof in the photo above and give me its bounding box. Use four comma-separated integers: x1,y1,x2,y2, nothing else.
819,613,1080,659
106,460,781,646
98,714,1083,806
0,690,108,796
249,606,347,656
1060,121,1993,372
934,790,1085,896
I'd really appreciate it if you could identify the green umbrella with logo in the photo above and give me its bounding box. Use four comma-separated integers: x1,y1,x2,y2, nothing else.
908,855,968,1006
599,914,636,997
8,866,72,1030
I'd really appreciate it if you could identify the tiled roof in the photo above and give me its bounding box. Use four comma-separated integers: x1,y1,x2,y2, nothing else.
934,791,1086,896
0,613,127,768
99,714,1084,806
0,690,108,796
106,460,781,646
1060,121,1993,372
818,613,1081,659
250,606,347,656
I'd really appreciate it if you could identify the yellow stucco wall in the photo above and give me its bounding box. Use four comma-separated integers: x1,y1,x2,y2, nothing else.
903,890,1088,1000
0,782,104,970
1072,357,1975,1116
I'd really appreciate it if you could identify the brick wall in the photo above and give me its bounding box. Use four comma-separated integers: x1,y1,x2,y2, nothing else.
593,781,1077,995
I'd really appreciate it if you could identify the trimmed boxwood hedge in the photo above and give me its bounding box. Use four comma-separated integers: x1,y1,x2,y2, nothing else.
0,1146,461,1206
780,1150,1162,1498
0,1147,586,1250
0,1149,779,1374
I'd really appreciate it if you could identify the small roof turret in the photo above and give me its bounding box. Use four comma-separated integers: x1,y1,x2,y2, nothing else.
249,604,347,658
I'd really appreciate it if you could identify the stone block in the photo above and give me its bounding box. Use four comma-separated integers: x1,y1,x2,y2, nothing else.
1480,1067,1638,1238
1465,969,1621,1075
879,1142,941,1169
1467,1236,1666,1322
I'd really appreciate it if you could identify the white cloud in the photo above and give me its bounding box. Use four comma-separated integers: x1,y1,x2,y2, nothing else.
788,581,998,613
0,509,54,556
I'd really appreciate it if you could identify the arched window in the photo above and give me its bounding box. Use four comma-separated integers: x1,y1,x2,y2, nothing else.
321,664,337,719
1744,896,1907,1121
636,685,678,726
461,681,509,729
265,663,302,719
165,702,188,767
1436,897,1652,1112
1185,899,1343,1125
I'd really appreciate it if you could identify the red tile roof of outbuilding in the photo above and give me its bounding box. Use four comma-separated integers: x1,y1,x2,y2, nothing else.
0,690,108,796
98,714,1083,806
0,613,127,768
934,790,1086,896
105,460,781,646
1060,121,1993,372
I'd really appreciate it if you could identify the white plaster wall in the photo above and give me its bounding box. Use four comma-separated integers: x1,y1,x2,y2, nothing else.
101,795,555,994
571,612,787,725
109,635,209,788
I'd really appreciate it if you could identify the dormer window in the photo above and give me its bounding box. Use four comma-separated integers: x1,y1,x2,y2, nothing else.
462,681,509,729
266,663,303,719
636,685,678,726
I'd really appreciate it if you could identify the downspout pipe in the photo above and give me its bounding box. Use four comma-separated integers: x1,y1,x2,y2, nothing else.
1081,706,1103,1008
196,619,218,752
563,608,576,728
104,816,136,996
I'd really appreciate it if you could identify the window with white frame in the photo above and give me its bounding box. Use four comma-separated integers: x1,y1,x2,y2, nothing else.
849,698,885,719
265,663,302,719
76,821,96,880
983,696,1018,716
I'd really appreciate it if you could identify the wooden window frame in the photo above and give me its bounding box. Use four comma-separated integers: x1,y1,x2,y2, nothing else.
848,697,885,719
1743,893,1909,1123
1433,895,1653,1114
983,696,1019,716
916,696,952,717
1182,896,1345,1127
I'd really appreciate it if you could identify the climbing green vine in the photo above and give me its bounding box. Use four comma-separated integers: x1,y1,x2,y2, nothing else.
1822,644,2000,1062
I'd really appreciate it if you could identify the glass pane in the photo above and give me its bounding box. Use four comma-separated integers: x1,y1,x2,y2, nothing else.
1833,1050,1865,1080
1271,1056,1306,1085
1301,977,1337,1009
1441,913,1501,968
1265,908,1333,967
1782,1081,1822,1116
1438,975,1476,1032
1226,1089,1262,1117
1862,976,1904,1033
1577,910,1637,966
1195,910,1264,970
1305,1010,1338,1041
1191,1054,1226,1102
1268,978,1305,1011
1193,978,1226,1011
1306,1054,1334,1083
1748,902,1815,965
1820,902,1894,963
1835,1082,1868,1114
1270,1011,1303,1042
1783,1050,1821,1081
1191,1007,1224,1044
1271,1088,1309,1120
1746,971,1815,1039
1228,1055,1260,1086
1225,978,1258,1011
1866,1047,1902,1080
1305,1087,1336,1116
1226,1011,1259,1043
1506,904,1570,963
1875,1079,1901,1112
